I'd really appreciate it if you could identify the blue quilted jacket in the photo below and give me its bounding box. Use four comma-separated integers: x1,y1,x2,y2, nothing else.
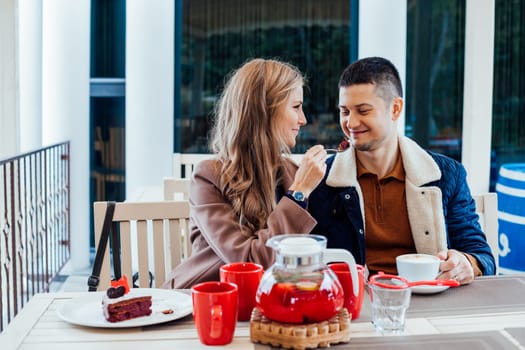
309,136,496,275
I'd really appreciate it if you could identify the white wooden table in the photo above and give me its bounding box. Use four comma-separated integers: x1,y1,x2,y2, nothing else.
2,275,525,349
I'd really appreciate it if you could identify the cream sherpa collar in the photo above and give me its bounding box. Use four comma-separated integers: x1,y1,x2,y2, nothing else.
326,135,442,187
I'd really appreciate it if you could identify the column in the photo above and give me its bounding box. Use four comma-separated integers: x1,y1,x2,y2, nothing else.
19,0,43,152
42,0,91,271
0,0,19,158
462,0,495,193
358,0,407,133
126,0,175,197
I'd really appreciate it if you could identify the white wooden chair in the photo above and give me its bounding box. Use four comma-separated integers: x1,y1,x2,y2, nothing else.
172,152,304,178
93,200,191,290
172,153,213,178
473,192,499,272
163,177,190,200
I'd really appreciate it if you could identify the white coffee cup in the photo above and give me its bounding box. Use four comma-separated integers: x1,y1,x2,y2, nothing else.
396,253,441,282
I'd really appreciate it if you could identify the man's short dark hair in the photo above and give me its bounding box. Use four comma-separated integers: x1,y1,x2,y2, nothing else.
338,56,403,102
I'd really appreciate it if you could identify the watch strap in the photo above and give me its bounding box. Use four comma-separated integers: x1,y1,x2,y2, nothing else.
285,190,308,209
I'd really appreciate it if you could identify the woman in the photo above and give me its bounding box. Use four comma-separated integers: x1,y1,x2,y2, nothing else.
163,58,327,288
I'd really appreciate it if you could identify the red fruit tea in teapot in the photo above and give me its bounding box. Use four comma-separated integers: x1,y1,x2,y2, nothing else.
255,235,344,324
256,269,343,324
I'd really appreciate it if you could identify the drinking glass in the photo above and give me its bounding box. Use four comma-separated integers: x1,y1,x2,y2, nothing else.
369,275,412,334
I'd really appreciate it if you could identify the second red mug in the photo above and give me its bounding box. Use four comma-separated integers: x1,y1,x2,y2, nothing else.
220,262,263,321
328,262,365,320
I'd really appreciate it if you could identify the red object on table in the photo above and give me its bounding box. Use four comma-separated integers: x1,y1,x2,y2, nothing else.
191,281,238,346
220,262,264,321
256,277,344,324
111,276,130,294
329,263,365,320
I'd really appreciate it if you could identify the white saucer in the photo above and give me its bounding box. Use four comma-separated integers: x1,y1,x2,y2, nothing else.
411,285,449,295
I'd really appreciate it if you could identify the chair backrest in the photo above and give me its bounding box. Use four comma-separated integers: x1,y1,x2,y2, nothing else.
472,192,499,272
172,153,304,178
93,200,191,290
163,177,190,200
172,153,213,178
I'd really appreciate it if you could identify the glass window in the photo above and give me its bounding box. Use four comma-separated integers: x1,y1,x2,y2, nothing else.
406,0,466,161
90,0,126,246
177,0,353,153
492,0,525,190
90,0,126,204
90,0,126,78
90,97,126,202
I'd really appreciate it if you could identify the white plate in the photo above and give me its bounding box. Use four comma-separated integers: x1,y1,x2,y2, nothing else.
411,285,449,295
57,288,192,328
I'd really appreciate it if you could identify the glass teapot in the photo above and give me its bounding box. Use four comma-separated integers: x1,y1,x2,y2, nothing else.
255,234,358,324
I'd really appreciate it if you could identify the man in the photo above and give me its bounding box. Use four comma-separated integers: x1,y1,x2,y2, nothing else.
309,56,495,284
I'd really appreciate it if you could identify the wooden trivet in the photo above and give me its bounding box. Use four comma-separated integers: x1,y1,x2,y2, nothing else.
249,308,351,350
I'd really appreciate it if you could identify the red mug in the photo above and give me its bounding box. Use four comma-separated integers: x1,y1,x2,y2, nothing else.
328,263,365,320
220,262,263,321
191,281,238,345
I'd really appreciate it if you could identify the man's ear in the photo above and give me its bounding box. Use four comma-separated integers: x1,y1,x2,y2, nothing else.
391,97,404,121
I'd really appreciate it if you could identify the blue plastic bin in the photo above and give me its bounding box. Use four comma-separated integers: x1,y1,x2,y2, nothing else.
496,163,525,274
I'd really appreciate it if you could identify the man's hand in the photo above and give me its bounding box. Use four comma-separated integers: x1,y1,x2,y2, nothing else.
437,249,474,285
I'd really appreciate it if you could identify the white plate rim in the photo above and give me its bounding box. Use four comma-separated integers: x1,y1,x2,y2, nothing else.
411,285,449,295
56,288,192,328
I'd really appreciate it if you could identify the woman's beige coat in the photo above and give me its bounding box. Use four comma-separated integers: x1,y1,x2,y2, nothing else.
163,157,317,289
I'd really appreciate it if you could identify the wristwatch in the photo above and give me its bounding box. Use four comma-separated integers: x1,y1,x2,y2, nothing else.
285,190,308,209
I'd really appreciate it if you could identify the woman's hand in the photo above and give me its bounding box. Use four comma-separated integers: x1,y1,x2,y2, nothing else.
437,249,475,285
289,145,327,197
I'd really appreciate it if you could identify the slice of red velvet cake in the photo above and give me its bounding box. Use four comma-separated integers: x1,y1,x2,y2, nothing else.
102,276,152,322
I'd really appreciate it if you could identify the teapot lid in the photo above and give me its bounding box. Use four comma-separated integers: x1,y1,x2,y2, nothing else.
267,235,327,266
279,236,323,256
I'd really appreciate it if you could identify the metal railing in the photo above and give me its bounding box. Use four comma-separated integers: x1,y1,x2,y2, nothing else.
0,142,70,332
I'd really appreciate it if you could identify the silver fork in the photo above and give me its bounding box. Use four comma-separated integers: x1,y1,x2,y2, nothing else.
325,148,348,154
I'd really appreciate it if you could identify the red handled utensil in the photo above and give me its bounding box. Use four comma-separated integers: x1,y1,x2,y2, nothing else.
369,273,460,289
406,279,460,287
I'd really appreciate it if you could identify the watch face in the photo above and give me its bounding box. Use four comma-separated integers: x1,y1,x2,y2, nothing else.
293,191,305,202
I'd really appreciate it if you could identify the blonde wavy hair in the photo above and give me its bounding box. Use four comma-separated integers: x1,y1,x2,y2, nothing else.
210,58,304,231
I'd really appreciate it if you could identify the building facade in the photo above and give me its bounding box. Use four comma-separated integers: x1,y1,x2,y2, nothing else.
1,0,523,272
